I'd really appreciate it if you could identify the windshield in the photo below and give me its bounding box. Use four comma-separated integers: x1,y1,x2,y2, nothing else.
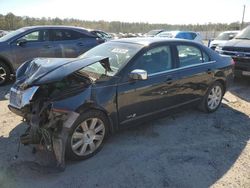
0,28,26,42
235,26,250,39
79,42,143,77
216,32,238,40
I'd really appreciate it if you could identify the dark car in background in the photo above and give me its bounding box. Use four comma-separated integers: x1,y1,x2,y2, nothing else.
0,25,104,85
8,38,233,168
215,26,250,77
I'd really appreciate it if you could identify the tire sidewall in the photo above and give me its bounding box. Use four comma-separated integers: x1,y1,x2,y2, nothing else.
65,110,109,161
203,81,224,113
0,62,11,85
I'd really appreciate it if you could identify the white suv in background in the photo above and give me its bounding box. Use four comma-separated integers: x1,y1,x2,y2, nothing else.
209,30,239,50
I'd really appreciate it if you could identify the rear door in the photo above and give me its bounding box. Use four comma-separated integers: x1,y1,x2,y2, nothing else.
172,44,215,103
11,29,55,67
117,44,181,124
51,29,98,58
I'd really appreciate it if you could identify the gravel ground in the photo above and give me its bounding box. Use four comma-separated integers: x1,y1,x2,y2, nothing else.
0,78,249,188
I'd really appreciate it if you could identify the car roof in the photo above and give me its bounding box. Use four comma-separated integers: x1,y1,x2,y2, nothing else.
21,25,89,31
18,25,96,37
112,37,200,46
157,31,198,36
89,29,107,33
163,31,197,34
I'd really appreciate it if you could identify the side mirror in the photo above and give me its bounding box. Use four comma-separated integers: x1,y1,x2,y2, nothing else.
129,69,148,80
16,38,27,46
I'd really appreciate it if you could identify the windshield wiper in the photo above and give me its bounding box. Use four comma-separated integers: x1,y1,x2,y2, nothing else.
235,37,250,40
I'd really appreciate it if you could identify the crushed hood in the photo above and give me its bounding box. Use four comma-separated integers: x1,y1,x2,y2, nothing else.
19,56,110,87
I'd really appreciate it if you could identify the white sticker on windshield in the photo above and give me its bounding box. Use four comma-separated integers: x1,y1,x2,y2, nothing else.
111,48,128,54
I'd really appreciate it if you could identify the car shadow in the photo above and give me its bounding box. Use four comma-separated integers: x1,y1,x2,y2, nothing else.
0,103,249,188
229,77,250,102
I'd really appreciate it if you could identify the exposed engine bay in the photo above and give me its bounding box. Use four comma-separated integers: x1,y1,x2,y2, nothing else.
10,72,92,170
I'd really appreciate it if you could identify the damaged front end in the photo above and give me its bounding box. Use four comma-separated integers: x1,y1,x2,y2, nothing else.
9,74,92,169
8,56,110,170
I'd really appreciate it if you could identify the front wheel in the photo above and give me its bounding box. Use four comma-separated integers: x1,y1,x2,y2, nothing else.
199,81,224,113
65,110,109,161
0,62,11,85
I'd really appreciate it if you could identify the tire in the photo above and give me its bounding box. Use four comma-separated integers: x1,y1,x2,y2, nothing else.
199,81,224,113
0,61,11,85
65,110,110,161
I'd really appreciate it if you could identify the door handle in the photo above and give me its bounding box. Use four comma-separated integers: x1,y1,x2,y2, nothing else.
77,43,84,46
207,69,212,74
165,77,172,85
44,45,53,48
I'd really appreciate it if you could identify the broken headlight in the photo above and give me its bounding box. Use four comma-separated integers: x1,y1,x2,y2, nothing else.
9,86,39,109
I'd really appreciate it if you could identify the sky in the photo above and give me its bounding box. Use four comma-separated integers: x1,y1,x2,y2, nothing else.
0,0,250,24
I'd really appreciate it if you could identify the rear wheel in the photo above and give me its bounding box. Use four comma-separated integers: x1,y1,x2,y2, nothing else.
0,62,11,85
65,110,109,160
199,81,224,113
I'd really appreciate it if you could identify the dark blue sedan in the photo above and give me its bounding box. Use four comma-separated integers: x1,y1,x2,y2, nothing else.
8,38,234,169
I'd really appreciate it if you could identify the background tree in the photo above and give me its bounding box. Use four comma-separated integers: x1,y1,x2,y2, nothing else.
0,12,247,34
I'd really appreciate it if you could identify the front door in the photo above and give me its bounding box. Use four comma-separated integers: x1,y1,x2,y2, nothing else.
11,29,55,67
117,45,180,124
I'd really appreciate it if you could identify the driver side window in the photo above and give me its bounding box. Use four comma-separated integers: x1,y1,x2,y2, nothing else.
20,30,49,42
21,31,39,41
134,46,172,75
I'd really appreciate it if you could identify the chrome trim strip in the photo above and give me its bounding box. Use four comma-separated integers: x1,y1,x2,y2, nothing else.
148,61,216,77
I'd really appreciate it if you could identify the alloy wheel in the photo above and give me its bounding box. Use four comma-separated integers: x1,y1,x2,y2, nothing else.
71,118,105,156
0,66,7,84
207,85,222,110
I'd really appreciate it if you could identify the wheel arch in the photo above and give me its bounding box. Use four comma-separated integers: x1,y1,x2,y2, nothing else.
0,55,14,75
214,78,226,94
75,103,116,134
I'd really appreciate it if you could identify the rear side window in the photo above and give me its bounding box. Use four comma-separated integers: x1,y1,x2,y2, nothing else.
176,32,195,40
176,33,185,39
52,29,88,41
184,33,193,40
203,52,210,62
177,45,211,67
190,33,197,39
134,46,172,74
177,45,202,67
